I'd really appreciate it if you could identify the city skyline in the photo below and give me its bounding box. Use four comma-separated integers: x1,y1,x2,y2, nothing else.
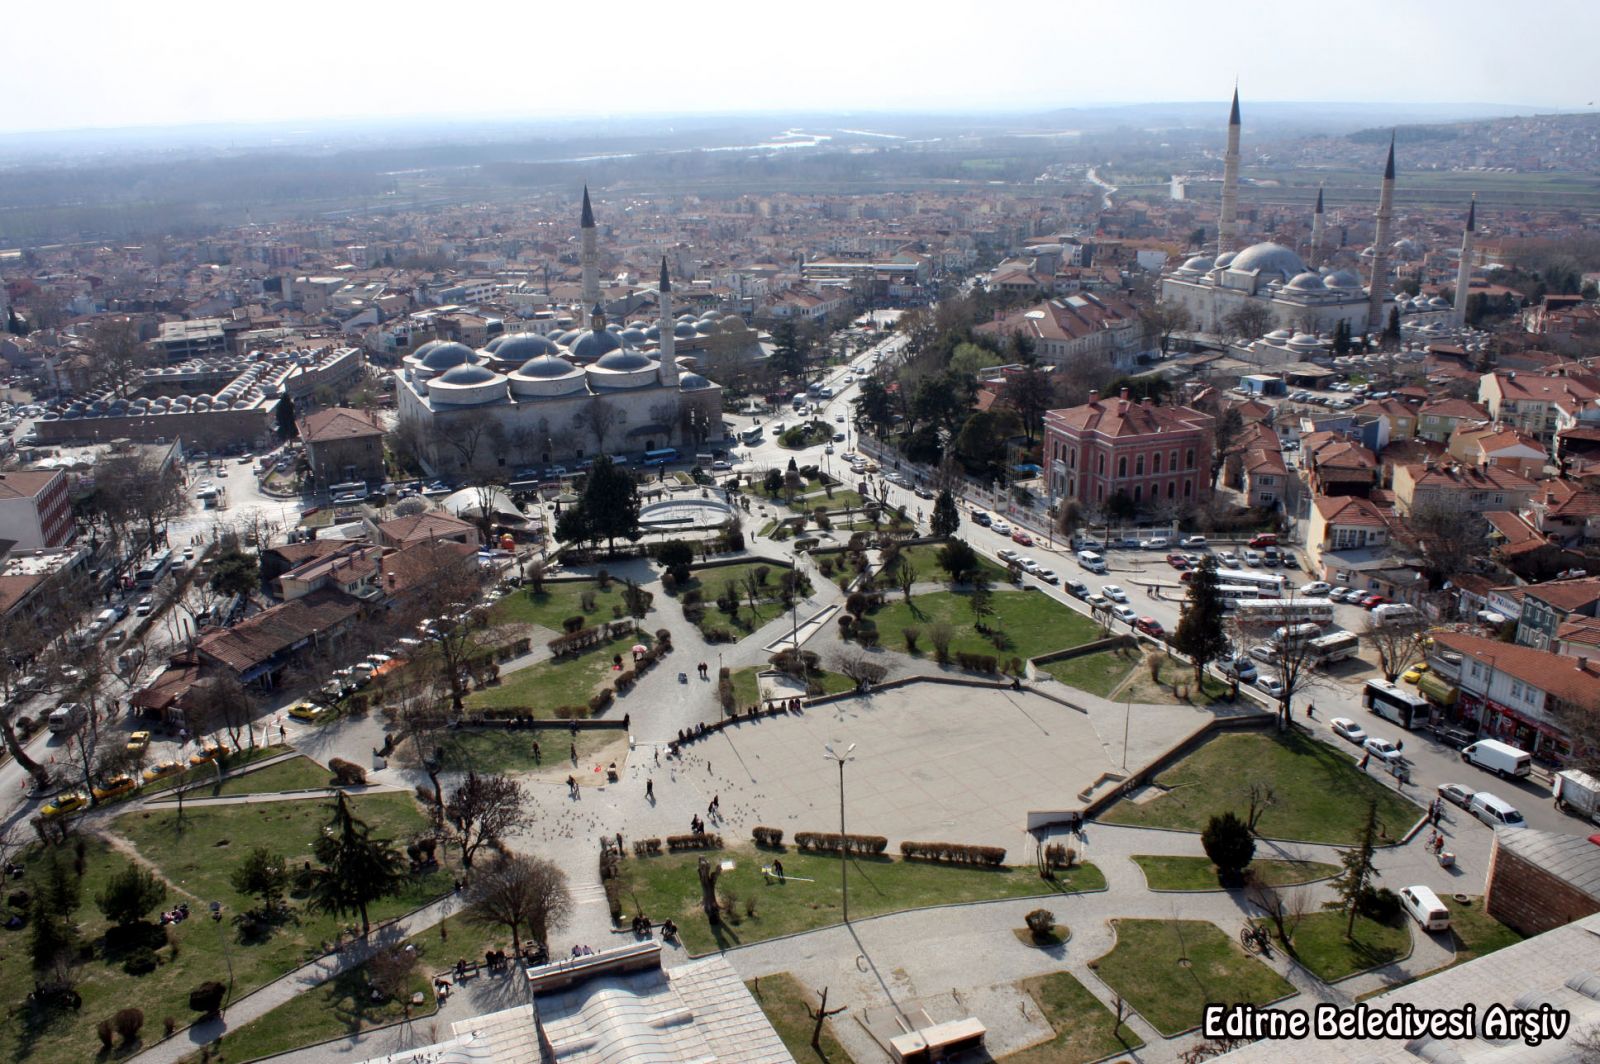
8,0,1598,134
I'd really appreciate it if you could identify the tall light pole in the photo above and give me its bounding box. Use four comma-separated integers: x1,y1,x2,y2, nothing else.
823,743,855,923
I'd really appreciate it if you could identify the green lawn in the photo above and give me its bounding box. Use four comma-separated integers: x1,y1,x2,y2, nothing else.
1114,668,1234,706
424,727,626,774
1446,896,1523,964
183,959,435,1064
489,580,637,633
208,755,335,795
141,744,295,796
1131,855,1340,891
683,561,798,596
466,629,648,713
0,794,449,1064
868,589,1101,662
1008,972,1143,1064
727,666,857,709
685,562,811,639
1290,911,1411,982
1093,919,1294,1037
1041,647,1138,696
619,846,1104,954
746,973,857,1063
1101,730,1421,845
878,542,1008,589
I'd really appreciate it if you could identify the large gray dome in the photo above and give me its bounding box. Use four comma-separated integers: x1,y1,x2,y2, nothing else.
1228,242,1308,282
679,372,712,390
672,322,697,339
436,363,496,386
495,333,562,361
411,339,444,361
1285,272,1325,291
1323,269,1363,290
420,342,477,370
516,354,579,379
594,349,653,372
619,327,648,346
569,329,623,361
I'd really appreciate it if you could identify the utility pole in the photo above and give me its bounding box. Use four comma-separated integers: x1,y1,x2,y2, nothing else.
823,743,856,922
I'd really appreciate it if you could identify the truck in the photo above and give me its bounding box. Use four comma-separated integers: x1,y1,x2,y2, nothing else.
1553,769,1600,823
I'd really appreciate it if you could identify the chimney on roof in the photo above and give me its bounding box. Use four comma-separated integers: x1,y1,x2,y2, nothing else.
1120,387,1130,401
1087,389,1099,404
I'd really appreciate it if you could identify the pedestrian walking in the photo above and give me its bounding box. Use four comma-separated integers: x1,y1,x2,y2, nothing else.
570,742,577,763
532,741,542,763
1306,702,1316,720
1359,753,1370,772
646,779,654,800
653,747,660,766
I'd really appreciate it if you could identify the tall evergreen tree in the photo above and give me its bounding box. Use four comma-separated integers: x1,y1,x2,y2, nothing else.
275,394,298,440
306,792,409,936
1174,556,1229,686
578,456,640,553
1325,800,1381,939
930,489,961,538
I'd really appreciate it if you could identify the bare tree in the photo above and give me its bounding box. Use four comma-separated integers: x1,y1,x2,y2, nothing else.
443,772,533,871
437,418,489,475
804,986,847,1051
1362,613,1430,683
1397,502,1486,585
578,396,618,456
1140,302,1194,356
84,317,153,400
1243,781,1277,834
831,649,887,688
464,853,572,957
367,941,422,1014
394,542,487,712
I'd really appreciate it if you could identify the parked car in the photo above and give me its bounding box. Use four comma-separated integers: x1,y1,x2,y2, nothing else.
1469,792,1526,829
92,775,138,801
143,761,184,783
997,548,1018,563
1436,782,1476,809
990,521,1012,536
1220,551,1240,566
1256,675,1286,698
1101,585,1129,603
1018,557,1041,574
1111,604,1138,624
1011,530,1034,546
914,486,933,499
1301,581,1332,597
971,510,992,526
135,595,155,616
287,701,328,722
126,730,151,753
1360,594,1388,609
1179,535,1209,549
1134,617,1164,637
1330,717,1367,744
1401,662,1429,684
1086,593,1111,609
1242,549,1263,566
1139,536,1170,550
1165,553,1189,569
1247,644,1277,663
1219,657,1258,683
189,744,226,766
41,792,88,817
1364,736,1405,765
1064,579,1089,599
1036,569,1059,584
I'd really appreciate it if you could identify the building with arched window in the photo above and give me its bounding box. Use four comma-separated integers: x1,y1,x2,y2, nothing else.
1044,388,1215,510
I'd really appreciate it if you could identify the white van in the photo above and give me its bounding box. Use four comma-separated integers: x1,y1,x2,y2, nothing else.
1399,885,1451,932
1272,622,1322,646
1469,792,1526,829
1076,550,1107,574
1461,739,1532,779
1372,603,1423,627
48,703,87,734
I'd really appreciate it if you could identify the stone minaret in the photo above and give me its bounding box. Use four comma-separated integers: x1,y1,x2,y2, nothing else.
1453,197,1476,328
580,185,600,308
657,257,678,387
1366,135,1396,336
1217,88,1242,255
1309,186,1325,269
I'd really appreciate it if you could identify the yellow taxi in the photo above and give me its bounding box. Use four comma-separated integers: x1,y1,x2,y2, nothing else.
189,744,226,767
1401,662,1429,684
142,760,184,784
126,730,151,753
92,775,138,801
287,701,327,723
41,792,89,817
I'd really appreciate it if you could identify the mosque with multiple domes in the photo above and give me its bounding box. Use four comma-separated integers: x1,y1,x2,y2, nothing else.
1159,91,1479,352
394,190,725,476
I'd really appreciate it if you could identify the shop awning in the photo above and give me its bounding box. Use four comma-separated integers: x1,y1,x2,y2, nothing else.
1417,673,1458,706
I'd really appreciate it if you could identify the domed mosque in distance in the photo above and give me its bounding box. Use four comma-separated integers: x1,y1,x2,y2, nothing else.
395,191,725,477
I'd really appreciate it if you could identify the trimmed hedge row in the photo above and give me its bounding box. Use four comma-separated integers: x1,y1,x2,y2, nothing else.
752,826,784,848
954,651,999,674
794,831,888,856
548,620,637,659
666,833,723,852
632,838,663,857
899,840,1007,866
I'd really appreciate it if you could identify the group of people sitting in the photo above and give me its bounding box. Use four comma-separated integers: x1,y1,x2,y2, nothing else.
159,902,191,926
630,913,654,937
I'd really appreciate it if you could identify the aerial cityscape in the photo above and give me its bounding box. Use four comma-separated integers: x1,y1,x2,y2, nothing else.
2,4,1600,1063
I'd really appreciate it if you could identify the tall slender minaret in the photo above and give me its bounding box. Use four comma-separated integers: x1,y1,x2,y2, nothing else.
1453,197,1476,328
1217,87,1242,255
657,256,678,387
1365,134,1396,335
580,185,600,308
1309,186,1325,269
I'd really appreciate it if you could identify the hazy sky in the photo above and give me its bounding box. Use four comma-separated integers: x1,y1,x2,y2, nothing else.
10,0,1596,133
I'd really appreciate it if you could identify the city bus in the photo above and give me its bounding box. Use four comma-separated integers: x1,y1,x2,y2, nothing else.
135,549,173,589
1233,598,1336,627
1307,630,1360,666
1180,568,1287,595
642,448,678,467
1215,585,1262,609
741,426,764,445
1363,678,1429,730
328,480,367,498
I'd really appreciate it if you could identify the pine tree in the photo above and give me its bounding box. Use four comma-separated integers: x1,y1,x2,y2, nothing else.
1174,556,1229,686
930,489,960,538
579,456,641,553
306,793,409,936
275,394,298,440
1325,799,1381,939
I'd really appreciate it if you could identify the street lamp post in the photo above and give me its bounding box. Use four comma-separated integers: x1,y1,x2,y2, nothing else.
823,743,855,923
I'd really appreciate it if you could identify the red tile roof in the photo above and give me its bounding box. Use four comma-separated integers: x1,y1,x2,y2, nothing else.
1431,629,1600,706
195,590,361,675
1045,395,1212,439
1314,494,1389,526
299,407,385,443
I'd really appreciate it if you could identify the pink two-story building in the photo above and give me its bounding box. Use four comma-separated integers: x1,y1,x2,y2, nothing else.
1044,389,1215,509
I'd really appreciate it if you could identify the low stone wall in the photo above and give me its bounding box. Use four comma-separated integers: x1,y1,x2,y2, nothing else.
1030,636,1134,668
